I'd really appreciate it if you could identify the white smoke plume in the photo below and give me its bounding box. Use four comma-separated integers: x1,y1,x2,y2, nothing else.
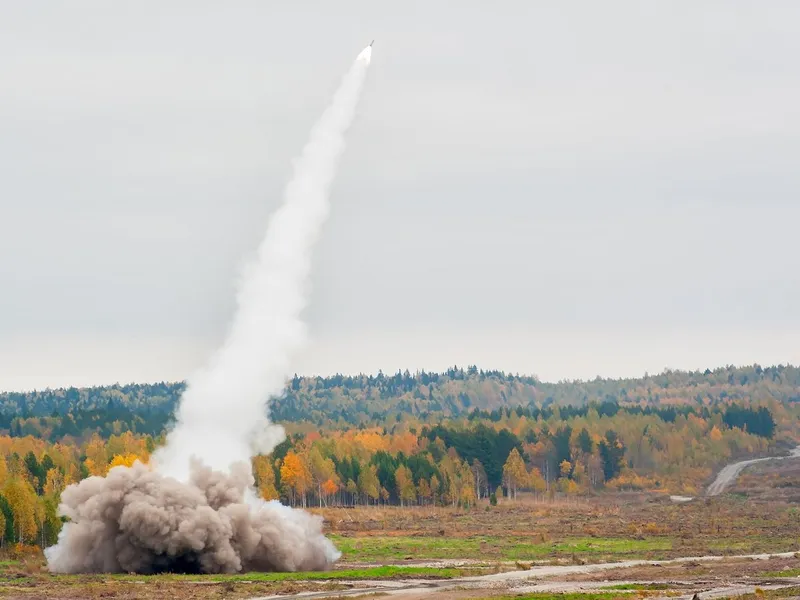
45,44,372,574
156,44,373,480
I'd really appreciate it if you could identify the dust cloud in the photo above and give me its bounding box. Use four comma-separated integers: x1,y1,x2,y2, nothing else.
46,460,337,574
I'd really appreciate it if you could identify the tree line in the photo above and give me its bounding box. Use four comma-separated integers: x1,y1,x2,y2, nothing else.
0,394,792,549
1,364,795,440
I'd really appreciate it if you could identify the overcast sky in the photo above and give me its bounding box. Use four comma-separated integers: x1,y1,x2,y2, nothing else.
1,1,798,391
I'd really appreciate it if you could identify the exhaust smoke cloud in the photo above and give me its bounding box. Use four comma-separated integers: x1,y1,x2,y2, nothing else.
45,461,335,574
45,44,373,574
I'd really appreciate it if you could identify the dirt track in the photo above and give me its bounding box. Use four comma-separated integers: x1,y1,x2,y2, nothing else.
250,552,800,600
706,447,800,496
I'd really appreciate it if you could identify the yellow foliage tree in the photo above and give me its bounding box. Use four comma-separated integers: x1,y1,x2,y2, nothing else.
308,447,338,507
502,448,527,500
0,454,7,488
389,432,419,455
558,478,580,495
108,453,145,469
43,468,65,499
84,435,108,475
459,460,477,507
252,455,279,501
83,458,105,477
280,451,311,507
66,463,80,486
2,477,38,543
357,465,380,505
429,474,441,505
395,465,416,506
417,478,432,505
529,467,547,495
353,431,389,454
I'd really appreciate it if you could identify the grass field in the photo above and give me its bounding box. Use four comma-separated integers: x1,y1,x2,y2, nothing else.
764,569,800,578
0,562,478,599
0,563,479,584
320,493,800,563
605,584,672,590
328,533,673,562
478,594,638,600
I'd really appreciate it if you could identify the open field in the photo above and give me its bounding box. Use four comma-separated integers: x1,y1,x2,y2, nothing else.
6,551,800,600
3,490,800,600
730,457,800,504
0,562,488,599
474,590,800,600
319,494,800,564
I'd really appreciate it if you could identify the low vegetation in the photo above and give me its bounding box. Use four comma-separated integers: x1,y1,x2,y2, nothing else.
477,594,636,600
606,584,672,590
727,587,800,600
0,562,471,600
329,533,672,562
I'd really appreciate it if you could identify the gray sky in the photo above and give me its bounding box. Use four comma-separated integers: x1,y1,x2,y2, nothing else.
2,1,799,391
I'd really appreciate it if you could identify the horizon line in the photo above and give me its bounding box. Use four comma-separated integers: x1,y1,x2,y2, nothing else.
2,360,796,395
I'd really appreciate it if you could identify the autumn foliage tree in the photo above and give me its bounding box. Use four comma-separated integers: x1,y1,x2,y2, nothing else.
1,476,37,544
252,455,279,501
502,448,527,500
109,453,145,470
358,465,380,505
280,451,311,507
394,465,415,506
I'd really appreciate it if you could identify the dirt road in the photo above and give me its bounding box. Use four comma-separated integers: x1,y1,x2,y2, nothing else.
250,551,799,600
706,446,800,496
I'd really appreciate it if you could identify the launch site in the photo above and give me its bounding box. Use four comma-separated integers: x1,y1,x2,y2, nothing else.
1,2,799,599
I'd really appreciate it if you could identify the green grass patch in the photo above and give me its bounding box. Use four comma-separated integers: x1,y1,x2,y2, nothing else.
762,569,800,578
2,565,471,586
84,565,469,583
328,535,672,562
328,534,480,560
606,584,671,591
0,560,22,574
548,538,671,556
704,537,797,555
477,593,634,600
202,565,468,581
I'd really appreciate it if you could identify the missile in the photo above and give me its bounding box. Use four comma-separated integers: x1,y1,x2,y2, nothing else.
369,40,374,47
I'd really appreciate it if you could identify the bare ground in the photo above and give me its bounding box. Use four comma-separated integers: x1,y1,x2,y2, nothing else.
245,553,800,600
5,469,800,600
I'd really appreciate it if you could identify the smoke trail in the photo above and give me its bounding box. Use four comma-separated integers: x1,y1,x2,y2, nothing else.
155,44,372,479
45,45,372,574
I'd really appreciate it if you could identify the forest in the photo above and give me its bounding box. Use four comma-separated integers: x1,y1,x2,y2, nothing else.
0,364,798,548
2,363,798,437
